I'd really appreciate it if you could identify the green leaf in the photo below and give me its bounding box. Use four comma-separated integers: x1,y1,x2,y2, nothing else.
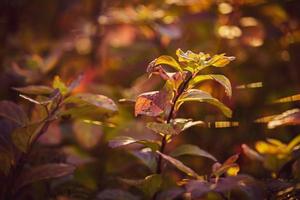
176,89,232,118
170,144,217,162
11,122,44,152
156,151,199,178
146,122,178,135
152,55,182,72
13,85,54,95
109,136,160,151
63,93,118,121
0,101,28,126
208,54,235,67
16,163,75,191
120,174,162,198
189,75,232,97
52,75,69,95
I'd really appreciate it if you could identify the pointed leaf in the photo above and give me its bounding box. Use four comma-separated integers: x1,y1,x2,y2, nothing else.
52,75,69,95
109,136,160,151
177,89,232,118
170,144,217,161
157,151,199,178
189,75,232,97
16,163,75,191
63,93,117,121
151,55,182,72
13,85,54,95
267,109,300,129
147,122,178,135
208,54,235,67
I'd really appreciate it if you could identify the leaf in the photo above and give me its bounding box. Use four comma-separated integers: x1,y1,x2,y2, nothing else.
96,189,140,200
0,101,28,126
13,85,54,95
52,75,69,95
273,93,300,104
212,154,239,177
208,54,235,67
176,89,232,118
135,90,171,117
0,152,13,175
241,144,264,161
150,55,182,72
157,151,199,178
63,93,118,121
131,148,157,172
11,122,44,152
16,163,75,191
119,174,162,198
189,75,232,97
146,122,178,135
267,109,300,129
172,118,205,131
170,144,217,162
108,136,160,151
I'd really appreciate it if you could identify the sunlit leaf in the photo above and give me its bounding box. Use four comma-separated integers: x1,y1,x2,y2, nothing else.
16,163,75,191
171,118,205,132
176,89,232,118
170,144,217,161
147,122,178,135
189,74,232,97
109,136,160,151
150,55,182,72
212,154,239,177
63,93,118,121
267,109,300,129
236,82,263,89
157,151,199,178
273,94,300,104
13,85,54,95
52,75,69,95
208,54,235,67
11,122,44,152
0,101,28,126
119,174,162,198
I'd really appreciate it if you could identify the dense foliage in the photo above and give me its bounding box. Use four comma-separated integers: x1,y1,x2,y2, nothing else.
0,0,300,199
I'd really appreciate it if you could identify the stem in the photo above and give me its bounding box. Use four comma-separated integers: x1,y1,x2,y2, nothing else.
156,72,193,174
4,96,63,199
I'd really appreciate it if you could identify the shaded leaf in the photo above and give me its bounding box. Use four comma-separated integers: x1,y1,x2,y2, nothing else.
147,122,178,135
96,189,140,200
119,174,162,198
241,144,264,161
63,93,118,121
16,163,75,191
0,152,13,175
170,144,217,161
109,136,160,151
131,148,157,172
212,154,239,177
176,89,232,118
157,151,199,178
13,85,54,95
0,101,28,126
189,74,232,97
11,122,44,152
135,90,171,117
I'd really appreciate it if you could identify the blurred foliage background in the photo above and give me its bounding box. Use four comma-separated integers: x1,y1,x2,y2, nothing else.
0,0,300,199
